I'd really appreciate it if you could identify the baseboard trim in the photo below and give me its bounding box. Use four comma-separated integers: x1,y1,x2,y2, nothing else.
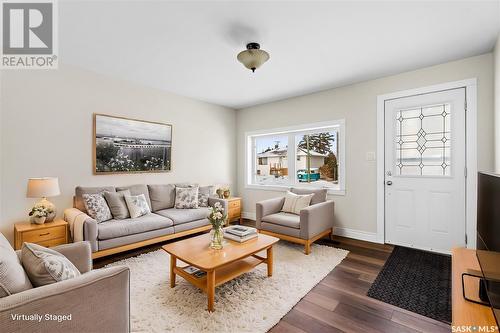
242,211,380,244
333,227,379,243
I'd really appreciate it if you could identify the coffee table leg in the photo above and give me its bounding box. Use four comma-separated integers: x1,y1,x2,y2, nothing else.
170,255,176,288
267,246,273,277
207,270,215,312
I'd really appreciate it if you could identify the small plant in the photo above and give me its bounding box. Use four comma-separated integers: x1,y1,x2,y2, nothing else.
29,206,48,218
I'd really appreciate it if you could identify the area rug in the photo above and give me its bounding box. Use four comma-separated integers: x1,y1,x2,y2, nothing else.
367,246,451,323
106,242,348,332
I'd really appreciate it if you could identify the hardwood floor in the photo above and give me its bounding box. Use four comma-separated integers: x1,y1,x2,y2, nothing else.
272,236,451,333
93,221,451,333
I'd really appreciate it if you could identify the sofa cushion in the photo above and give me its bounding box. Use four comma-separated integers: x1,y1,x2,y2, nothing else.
174,183,199,188
104,190,131,219
291,188,327,205
21,243,81,287
0,233,33,297
156,208,210,225
260,222,301,238
262,212,301,229
116,184,152,210
148,184,175,211
125,194,151,218
75,186,116,213
198,185,214,207
83,193,113,223
97,213,173,240
175,187,199,209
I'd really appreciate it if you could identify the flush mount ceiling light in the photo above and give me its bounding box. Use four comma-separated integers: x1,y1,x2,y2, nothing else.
237,42,270,72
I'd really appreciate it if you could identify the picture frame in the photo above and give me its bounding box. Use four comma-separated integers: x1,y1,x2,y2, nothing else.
93,113,172,174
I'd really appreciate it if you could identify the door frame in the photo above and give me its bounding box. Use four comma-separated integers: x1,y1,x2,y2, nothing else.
376,78,477,249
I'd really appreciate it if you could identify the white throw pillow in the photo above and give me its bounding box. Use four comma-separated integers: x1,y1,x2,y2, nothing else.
282,191,314,215
125,194,151,218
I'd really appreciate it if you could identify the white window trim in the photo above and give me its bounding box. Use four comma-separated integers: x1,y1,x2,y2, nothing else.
245,120,346,196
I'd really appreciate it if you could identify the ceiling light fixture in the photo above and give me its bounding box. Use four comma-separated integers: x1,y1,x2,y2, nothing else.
237,42,269,73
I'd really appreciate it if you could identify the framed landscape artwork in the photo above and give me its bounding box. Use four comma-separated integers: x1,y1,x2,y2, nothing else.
93,114,172,174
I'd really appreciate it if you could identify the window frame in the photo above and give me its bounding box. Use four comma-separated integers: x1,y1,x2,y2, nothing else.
245,120,346,196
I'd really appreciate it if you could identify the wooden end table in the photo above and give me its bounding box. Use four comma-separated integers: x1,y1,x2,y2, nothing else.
14,219,69,250
162,233,279,312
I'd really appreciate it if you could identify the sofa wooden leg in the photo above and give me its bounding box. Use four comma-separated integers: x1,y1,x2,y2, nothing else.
329,228,334,241
304,241,311,255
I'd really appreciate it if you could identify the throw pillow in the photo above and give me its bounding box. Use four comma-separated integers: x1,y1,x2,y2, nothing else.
82,193,112,223
148,184,175,211
198,185,214,207
282,191,314,215
104,190,131,219
0,233,32,297
21,243,81,287
175,187,199,209
125,194,151,218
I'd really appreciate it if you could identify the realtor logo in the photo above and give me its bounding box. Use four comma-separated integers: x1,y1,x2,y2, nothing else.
1,0,58,69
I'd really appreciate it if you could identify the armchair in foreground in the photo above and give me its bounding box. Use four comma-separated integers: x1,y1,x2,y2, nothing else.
256,188,334,254
0,236,130,333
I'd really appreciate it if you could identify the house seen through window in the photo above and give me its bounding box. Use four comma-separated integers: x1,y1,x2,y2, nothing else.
248,121,344,193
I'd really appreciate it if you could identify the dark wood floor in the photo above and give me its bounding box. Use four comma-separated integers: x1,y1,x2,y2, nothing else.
93,221,451,333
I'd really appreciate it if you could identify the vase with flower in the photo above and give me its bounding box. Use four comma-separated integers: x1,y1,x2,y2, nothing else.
29,206,48,225
208,202,227,249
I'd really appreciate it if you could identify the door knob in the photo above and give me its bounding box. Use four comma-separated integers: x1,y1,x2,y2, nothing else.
386,181,393,186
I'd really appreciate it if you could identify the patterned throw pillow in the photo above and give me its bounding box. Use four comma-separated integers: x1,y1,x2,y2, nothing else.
21,243,81,287
175,187,199,209
125,194,151,218
82,193,112,223
198,186,214,207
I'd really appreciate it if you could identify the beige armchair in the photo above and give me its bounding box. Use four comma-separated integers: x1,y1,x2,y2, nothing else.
0,237,130,333
256,188,334,254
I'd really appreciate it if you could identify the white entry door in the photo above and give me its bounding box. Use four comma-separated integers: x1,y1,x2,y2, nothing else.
384,88,466,254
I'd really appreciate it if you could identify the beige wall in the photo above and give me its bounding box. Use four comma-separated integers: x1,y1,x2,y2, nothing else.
0,65,236,244
495,35,500,172
236,53,494,236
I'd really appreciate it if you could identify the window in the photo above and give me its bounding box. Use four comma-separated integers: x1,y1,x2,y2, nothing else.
246,120,345,194
395,104,451,176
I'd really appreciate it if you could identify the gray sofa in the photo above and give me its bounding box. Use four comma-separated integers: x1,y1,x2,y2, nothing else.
256,188,334,254
65,184,226,258
0,236,129,333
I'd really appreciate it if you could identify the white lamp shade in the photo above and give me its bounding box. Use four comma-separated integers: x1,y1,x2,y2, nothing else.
27,178,60,198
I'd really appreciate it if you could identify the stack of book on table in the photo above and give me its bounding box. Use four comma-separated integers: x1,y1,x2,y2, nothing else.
223,225,258,242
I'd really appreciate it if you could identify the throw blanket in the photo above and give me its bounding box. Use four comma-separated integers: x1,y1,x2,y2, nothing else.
64,208,91,242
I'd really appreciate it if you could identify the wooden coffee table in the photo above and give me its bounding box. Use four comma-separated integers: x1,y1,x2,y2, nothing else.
162,232,279,312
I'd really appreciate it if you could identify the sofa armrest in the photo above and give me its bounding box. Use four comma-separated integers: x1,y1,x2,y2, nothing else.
208,197,228,215
0,266,130,333
299,200,334,240
256,197,285,229
52,242,92,274
64,208,98,252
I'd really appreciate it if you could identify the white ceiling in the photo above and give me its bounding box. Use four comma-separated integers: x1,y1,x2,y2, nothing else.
59,1,500,109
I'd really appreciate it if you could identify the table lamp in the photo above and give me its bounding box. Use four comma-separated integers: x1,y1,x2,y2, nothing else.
27,177,60,222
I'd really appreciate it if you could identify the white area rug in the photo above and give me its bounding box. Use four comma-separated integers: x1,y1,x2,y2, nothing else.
106,241,348,333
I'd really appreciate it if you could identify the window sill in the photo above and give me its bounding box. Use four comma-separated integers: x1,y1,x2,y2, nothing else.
245,184,346,196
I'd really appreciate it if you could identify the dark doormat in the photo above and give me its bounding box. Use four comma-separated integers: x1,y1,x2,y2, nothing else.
367,246,451,323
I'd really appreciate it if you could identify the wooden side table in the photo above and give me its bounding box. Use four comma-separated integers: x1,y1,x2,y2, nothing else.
225,197,242,225
14,219,69,250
